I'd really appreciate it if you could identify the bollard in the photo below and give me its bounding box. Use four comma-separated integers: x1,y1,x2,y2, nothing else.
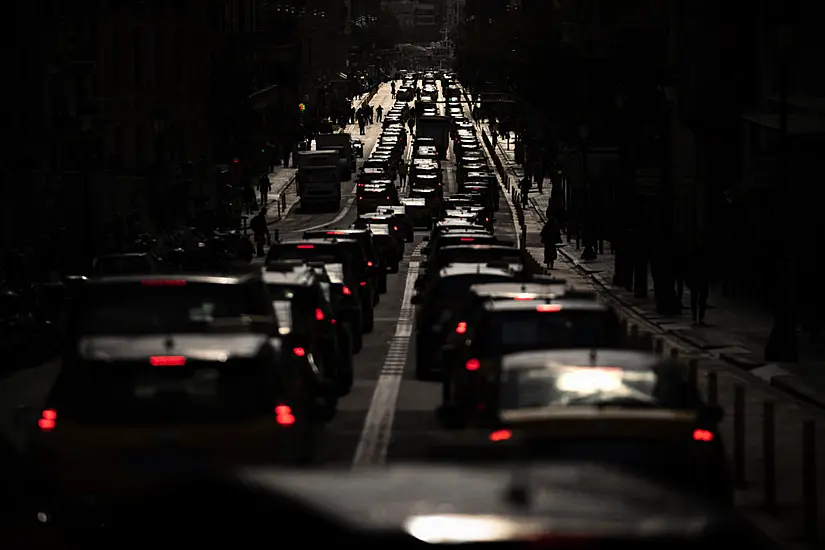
687,359,698,393
762,401,777,513
670,347,679,359
733,384,746,487
707,371,718,405
654,338,664,355
802,419,818,544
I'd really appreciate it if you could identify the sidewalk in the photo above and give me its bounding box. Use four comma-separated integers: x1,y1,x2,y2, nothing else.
474,115,825,548
490,127,825,408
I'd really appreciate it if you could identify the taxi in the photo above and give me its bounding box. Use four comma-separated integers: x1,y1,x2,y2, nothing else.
438,296,623,414
30,274,330,521
437,349,732,502
412,264,516,380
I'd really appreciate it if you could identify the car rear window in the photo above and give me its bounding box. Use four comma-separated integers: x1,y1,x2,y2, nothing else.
435,274,513,300
476,309,621,355
76,283,274,335
438,248,522,267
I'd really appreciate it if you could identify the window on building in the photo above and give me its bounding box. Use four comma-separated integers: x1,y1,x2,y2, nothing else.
133,28,143,87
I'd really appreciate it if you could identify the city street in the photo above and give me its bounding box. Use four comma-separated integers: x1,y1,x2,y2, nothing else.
1,78,820,547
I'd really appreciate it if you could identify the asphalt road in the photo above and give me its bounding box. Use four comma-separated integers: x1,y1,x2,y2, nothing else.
0,80,516,469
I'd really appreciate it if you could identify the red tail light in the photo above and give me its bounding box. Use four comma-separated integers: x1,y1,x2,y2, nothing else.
386,196,390,200
342,286,352,295
275,404,296,426
693,429,714,442
393,226,398,231
150,355,186,367
514,294,534,301
455,321,467,334
460,237,474,242
537,304,562,312
331,318,336,324
489,429,511,442
297,244,314,249
293,347,306,357
141,279,186,286
360,281,367,286
465,358,480,371
38,409,57,432
367,261,373,267
315,308,325,321
327,231,346,235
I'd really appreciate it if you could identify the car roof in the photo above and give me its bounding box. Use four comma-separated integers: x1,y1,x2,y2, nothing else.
86,273,256,286
439,244,518,253
485,298,607,312
439,264,513,277
501,349,663,372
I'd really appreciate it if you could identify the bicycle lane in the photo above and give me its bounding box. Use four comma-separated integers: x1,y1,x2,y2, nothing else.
481,121,825,549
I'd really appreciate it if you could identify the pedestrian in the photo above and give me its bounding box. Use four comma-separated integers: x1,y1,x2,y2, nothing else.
540,216,561,269
687,239,712,326
519,175,531,209
398,160,408,187
250,208,268,258
407,117,414,133
368,105,374,124
391,81,396,97
358,116,366,136
243,182,256,214
350,107,356,124
491,129,498,147
376,104,383,122
258,172,271,206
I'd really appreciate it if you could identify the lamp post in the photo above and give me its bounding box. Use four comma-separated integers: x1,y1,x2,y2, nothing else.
579,123,597,260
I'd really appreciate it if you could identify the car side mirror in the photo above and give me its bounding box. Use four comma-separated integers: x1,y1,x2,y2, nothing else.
435,404,466,430
699,404,724,425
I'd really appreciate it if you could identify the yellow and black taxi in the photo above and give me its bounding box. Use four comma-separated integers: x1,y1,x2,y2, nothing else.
303,228,387,296
437,349,732,502
376,204,414,242
267,239,376,332
357,181,400,215
413,263,516,380
438,296,623,413
263,262,352,396
30,273,332,523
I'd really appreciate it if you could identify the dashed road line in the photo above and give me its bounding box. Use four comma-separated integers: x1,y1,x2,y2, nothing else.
352,243,422,466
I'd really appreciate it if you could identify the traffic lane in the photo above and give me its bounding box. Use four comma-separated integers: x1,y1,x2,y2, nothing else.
386,181,521,461
316,234,426,464
270,83,398,235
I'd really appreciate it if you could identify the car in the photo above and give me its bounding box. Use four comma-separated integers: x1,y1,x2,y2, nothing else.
264,262,353,396
31,273,332,523
436,349,733,502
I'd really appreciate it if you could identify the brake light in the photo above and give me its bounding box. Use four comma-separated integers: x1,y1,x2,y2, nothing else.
297,244,314,249
460,238,475,242
342,286,352,295
141,279,186,286
150,355,186,367
359,281,367,286
275,404,296,426
327,231,346,235
455,321,467,334
536,304,562,312
393,226,398,231
331,318,336,324
38,409,57,432
293,347,306,357
465,358,480,371
693,429,714,442
513,294,534,301
386,196,390,200
315,308,325,321
489,429,511,442
367,261,373,267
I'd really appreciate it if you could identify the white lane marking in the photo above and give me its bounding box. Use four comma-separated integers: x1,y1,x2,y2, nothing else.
352,242,422,467
299,194,358,232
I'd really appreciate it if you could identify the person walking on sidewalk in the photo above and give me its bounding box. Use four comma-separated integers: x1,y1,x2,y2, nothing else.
391,81,396,97
687,240,712,326
540,216,561,270
250,208,269,258
258,172,271,206
376,104,383,123
519,175,532,209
